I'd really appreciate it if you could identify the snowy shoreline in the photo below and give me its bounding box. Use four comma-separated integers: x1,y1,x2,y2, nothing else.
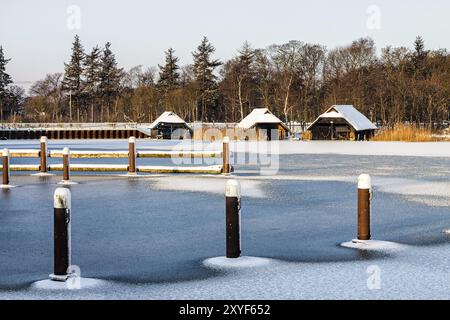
228,141,450,158
3,140,450,158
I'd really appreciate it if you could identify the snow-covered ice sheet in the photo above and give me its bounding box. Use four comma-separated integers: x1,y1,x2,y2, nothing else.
0,140,450,299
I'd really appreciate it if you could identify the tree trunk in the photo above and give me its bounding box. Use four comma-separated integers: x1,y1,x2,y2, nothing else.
283,75,293,124
238,78,244,120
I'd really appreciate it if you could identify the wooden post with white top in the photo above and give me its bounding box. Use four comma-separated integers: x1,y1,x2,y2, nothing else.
50,188,72,281
226,179,241,258
2,148,10,186
357,174,371,241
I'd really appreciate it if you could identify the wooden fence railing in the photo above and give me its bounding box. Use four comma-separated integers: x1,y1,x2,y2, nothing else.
1,136,232,186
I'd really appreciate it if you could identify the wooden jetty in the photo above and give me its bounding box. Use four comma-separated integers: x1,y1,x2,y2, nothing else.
0,136,232,179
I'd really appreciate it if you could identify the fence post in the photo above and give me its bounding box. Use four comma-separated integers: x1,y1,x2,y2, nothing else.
50,187,72,281
40,136,48,173
2,148,9,186
62,147,70,182
222,136,230,174
226,179,241,258
128,136,136,175
357,174,371,241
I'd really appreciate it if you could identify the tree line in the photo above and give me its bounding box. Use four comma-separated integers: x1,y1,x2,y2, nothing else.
0,35,449,126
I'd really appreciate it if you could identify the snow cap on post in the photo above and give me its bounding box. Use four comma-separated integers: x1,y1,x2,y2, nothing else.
40,136,47,143
62,147,70,155
226,179,241,198
2,148,9,157
129,136,136,143
54,188,71,209
358,174,371,190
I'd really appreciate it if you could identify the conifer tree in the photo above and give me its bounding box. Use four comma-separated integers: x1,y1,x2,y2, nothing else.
157,48,180,93
62,35,85,121
98,42,122,121
192,37,221,121
0,46,13,123
411,36,429,78
236,41,256,119
84,45,101,121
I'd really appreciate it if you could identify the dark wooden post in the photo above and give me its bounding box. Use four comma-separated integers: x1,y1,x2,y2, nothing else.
40,136,48,173
62,147,70,182
128,136,136,174
222,136,230,174
226,179,241,258
2,148,9,186
50,188,72,281
357,174,371,241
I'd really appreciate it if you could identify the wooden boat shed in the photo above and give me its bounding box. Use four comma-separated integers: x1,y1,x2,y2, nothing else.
149,111,192,139
237,108,289,140
307,105,377,141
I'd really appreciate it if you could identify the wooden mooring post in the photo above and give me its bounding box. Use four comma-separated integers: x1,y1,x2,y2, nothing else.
50,188,72,281
2,148,10,187
222,136,230,174
62,147,71,182
357,174,371,241
128,136,136,175
226,179,241,258
40,136,48,173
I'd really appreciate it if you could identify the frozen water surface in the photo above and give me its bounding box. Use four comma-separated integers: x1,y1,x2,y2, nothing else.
0,140,449,299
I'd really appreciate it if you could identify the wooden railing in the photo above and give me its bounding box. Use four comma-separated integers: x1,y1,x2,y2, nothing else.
1,137,232,186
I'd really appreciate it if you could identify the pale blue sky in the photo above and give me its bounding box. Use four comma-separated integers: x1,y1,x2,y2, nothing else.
1,0,450,89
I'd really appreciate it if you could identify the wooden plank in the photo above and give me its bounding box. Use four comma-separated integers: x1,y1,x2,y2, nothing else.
49,164,128,172
3,163,225,174
9,149,40,158
137,150,222,158
7,149,222,159
50,150,128,158
137,165,223,174
7,164,40,171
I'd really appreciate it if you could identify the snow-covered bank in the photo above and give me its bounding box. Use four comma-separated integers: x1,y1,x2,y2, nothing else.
277,141,450,157
233,141,450,158
2,139,450,158
167,140,450,158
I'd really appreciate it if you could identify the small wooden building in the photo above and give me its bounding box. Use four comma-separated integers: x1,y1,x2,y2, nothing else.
307,105,377,141
237,108,289,140
149,111,192,140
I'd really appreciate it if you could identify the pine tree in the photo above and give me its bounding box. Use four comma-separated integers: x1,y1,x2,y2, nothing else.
98,42,122,121
0,46,13,123
157,48,180,93
192,37,221,121
238,41,255,74
411,36,428,78
236,41,256,119
62,35,85,121
83,45,101,121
